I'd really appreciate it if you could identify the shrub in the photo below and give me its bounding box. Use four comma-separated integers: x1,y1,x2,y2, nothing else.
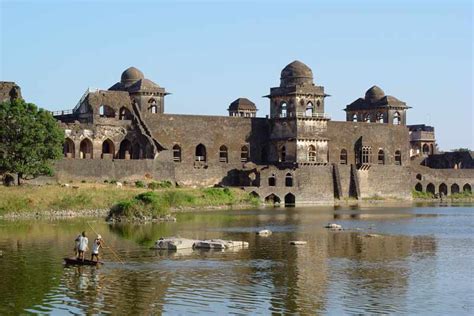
81,180,86,183
412,190,434,199
103,180,109,183
135,180,145,188
110,180,117,185
148,182,159,190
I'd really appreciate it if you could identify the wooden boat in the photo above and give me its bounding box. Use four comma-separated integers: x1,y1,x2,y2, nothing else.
63,257,103,266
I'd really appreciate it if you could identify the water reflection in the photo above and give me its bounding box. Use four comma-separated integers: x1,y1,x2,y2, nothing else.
0,206,472,314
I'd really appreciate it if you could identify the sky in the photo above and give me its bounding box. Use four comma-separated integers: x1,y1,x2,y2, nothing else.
1,0,472,150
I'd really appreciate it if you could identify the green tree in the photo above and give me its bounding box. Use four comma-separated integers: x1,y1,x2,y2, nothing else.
0,99,63,185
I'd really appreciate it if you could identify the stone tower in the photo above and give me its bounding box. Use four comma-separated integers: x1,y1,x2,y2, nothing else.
265,61,330,165
109,67,168,114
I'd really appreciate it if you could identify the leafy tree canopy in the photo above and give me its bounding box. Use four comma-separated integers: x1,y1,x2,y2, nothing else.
0,99,63,184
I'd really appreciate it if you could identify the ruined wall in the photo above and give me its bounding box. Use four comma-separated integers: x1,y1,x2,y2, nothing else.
408,164,474,195
357,165,412,199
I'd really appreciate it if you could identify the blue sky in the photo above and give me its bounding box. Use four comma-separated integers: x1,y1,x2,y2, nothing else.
1,0,472,150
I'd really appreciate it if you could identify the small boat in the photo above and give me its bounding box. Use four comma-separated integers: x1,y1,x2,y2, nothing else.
63,257,103,266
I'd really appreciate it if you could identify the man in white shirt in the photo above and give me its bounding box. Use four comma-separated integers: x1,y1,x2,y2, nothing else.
91,234,103,262
77,231,88,260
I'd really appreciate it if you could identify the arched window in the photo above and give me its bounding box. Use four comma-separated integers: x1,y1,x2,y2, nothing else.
377,149,385,165
439,183,448,196
284,193,295,207
376,112,384,123
316,100,321,107
285,173,293,187
265,194,280,205
393,112,401,125
308,145,317,162
422,144,430,155
463,183,472,193
352,114,358,122
415,183,423,192
280,146,286,162
451,184,460,194
280,102,287,118
119,107,132,120
268,174,276,187
118,139,132,159
340,149,347,165
361,146,372,164
241,145,249,162
305,102,313,117
132,142,141,160
79,138,93,159
219,145,228,163
173,145,181,162
395,150,402,165
195,144,206,162
148,99,158,113
101,139,115,158
63,138,75,158
416,174,423,181
99,105,115,118
364,113,371,123
426,183,435,195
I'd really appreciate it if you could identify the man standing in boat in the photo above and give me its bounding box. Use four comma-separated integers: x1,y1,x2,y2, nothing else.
77,231,88,261
90,235,103,262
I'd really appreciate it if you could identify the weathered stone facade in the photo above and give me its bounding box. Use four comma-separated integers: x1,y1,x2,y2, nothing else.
2,61,472,204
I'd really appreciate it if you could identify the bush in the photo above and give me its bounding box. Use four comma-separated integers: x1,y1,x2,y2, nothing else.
412,190,434,199
135,180,145,188
110,180,117,185
450,191,473,200
81,180,86,183
148,181,173,190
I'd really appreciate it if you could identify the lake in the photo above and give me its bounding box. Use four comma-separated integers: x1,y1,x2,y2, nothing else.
0,204,473,315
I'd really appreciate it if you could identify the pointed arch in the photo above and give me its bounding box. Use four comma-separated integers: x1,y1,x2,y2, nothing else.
377,149,385,165
463,183,471,193
422,144,430,155
241,145,249,162
340,149,347,165
376,112,384,123
148,98,158,113
63,138,75,158
451,184,460,194
195,144,206,162
118,139,132,159
219,145,228,163
352,113,358,122
308,145,316,162
79,138,93,159
265,194,281,205
305,101,314,117
395,150,402,165
280,102,287,118
415,183,423,192
439,183,448,196
393,112,401,125
284,193,295,207
101,139,115,158
285,173,293,187
268,174,276,187
173,144,181,162
426,183,435,195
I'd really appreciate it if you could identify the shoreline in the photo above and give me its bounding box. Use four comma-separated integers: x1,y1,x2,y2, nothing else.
1,198,472,221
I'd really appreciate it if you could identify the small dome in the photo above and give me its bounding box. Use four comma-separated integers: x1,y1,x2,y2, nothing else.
121,67,144,83
365,85,385,103
228,98,256,111
280,60,313,87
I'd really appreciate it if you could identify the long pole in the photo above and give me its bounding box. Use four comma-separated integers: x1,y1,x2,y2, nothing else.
87,221,125,264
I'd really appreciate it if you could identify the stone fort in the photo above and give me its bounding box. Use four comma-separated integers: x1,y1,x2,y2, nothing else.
1,61,473,205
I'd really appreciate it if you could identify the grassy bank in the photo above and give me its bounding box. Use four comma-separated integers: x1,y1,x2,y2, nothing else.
412,189,473,201
0,184,259,217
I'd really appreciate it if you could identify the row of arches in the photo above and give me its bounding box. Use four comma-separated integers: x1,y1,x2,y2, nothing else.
350,112,401,125
63,138,145,159
172,144,250,163
268,173,293,187
264,193,295,207
415,182,471,196
338,148,402,165
278,100,321,118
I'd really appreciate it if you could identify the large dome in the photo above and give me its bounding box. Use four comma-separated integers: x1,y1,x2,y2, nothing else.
280,60,313,87
365,85,385,103
121,67,145,83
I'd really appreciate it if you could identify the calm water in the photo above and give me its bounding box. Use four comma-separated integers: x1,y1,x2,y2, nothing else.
0,204,473,315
